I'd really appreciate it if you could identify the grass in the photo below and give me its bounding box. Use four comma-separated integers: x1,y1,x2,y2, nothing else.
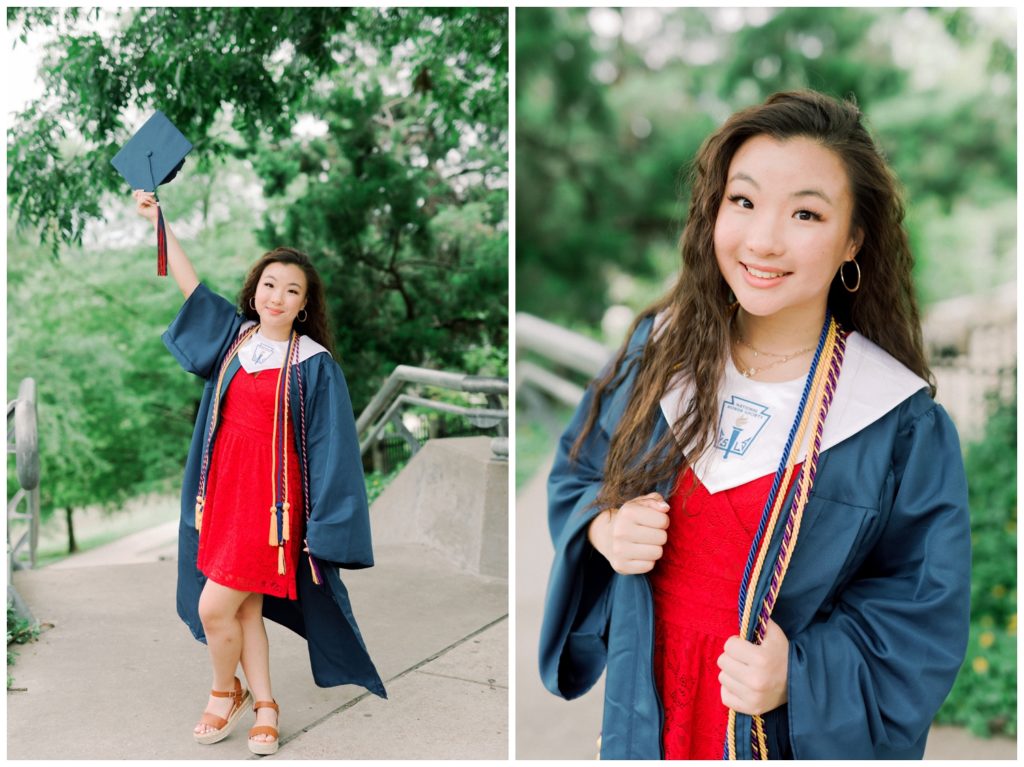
516,405,571,487
11,492,181,569
7,602,41,689
15,460,413,570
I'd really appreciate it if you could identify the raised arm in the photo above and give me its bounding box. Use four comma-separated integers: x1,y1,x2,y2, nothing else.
133,189,200,300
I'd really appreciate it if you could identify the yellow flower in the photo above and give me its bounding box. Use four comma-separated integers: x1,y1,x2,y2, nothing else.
979,631,995,648
1008,614,1017,636
992,584,1007,598
972,656,989,674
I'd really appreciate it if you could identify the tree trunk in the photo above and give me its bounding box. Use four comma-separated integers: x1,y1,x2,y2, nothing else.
66,506,78,554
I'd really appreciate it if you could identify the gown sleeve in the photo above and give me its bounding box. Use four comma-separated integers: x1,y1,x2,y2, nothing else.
303,357,374,570
539,318,653,700
785,397,971,758
161,282,245,379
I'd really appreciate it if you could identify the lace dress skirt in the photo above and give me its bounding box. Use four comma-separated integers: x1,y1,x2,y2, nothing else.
196,368,304,600
648,466,797,759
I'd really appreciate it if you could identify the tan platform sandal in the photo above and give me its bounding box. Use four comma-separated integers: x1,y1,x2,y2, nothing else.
193,676,252,745
248,699,280,755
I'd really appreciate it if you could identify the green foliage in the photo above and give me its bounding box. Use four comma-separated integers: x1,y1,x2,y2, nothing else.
8,6,508,414
6,200,258,523
935,390,1016,736
515,413,564,489
7,602,41,690
516,7,1016,328
7,7,508,522
364,461,407,507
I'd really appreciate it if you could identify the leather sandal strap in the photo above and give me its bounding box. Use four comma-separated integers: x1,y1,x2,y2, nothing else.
253,700,279,713
210,677,243,698
249,725,279,740
199,712,228,730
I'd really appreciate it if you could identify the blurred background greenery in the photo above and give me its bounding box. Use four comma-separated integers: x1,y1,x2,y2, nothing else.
6,8,508,558
516,6,1015,741
517,6,1014,331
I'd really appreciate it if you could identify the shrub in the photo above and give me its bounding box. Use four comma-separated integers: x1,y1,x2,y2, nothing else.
935,387,1016,736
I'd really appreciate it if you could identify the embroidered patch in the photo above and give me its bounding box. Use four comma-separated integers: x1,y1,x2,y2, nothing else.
252,341,275,365
717,396,771,460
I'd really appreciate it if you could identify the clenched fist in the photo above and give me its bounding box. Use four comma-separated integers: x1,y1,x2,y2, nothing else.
717,619,790,716
133,189,160,224
587,492,670,574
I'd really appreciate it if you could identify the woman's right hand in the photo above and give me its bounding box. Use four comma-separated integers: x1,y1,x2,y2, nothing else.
133,189,159,224
587,492,670,574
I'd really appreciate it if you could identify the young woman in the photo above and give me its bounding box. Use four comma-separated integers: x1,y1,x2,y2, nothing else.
134,191,386,755
539,91,970,760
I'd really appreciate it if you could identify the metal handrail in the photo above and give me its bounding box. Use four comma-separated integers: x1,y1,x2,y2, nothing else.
515,313,611,377
8,378,41,580
515,313,612,407
357,365,509,462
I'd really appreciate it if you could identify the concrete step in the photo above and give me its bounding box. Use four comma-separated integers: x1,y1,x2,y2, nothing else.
8,542,507,760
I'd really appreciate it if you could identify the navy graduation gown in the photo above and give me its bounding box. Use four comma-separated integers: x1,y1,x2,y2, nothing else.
539,316,970,759
163,283,386,698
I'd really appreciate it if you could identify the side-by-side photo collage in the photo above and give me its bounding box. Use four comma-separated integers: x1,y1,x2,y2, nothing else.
5,5,1017,763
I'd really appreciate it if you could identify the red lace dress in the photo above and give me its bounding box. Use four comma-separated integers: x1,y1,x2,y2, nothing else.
196,368,304,599
649,466,797,759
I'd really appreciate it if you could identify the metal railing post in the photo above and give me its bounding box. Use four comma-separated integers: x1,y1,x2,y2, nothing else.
357,365,509,463
8,378,41,583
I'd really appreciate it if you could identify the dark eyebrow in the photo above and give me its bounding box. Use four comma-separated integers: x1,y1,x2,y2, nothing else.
728,172,833,206
728,172,759,188
263,277,304,288
792,188,833,205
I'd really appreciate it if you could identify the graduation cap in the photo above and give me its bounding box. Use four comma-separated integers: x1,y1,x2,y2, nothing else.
111,111,192,276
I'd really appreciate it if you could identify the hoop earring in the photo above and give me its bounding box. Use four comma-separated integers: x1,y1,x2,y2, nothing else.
249,297,257,311
840,259,861,293
297,309,308,323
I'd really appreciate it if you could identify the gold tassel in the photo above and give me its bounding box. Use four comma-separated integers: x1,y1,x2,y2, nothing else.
309,554,321,585
282,502,290,541
269,505,278,546
195,496,204,532
278,545,286,575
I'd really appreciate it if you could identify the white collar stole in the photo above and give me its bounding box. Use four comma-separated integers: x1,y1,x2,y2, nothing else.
658,333,928,494
237,320,329,373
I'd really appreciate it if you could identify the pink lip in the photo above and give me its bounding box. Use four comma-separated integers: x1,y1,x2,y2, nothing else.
741,262,789,288
266,308,283,315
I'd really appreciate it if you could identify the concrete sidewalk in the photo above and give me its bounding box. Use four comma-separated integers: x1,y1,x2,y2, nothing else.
8,526,507,760
515,453,1016,760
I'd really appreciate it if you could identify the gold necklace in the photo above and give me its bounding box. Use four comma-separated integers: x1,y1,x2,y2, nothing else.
733,347,813,379
732,335,815,379
729,305,817,379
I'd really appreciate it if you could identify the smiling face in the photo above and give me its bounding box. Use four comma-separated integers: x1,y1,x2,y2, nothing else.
714,134,863,332
253,261,308,335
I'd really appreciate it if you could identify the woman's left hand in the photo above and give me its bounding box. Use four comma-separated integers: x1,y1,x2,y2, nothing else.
717,619,789,716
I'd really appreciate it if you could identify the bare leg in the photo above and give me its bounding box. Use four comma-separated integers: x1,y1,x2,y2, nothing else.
194,580,251,735
237,592,278,742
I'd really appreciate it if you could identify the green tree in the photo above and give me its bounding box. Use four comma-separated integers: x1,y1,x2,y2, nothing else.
515,7,1015,327
8,7,508,404
7,7,508,543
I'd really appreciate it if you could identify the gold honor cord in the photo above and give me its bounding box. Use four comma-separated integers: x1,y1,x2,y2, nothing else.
195,325,261,533
269,331,300,576
726,319,841,760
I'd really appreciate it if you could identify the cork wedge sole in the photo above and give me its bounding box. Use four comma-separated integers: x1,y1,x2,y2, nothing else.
193,677,252,745
248,699,280,756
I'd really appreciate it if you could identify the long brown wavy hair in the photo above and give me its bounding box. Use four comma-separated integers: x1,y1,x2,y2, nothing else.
572,89,933,511
238,247,337,358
